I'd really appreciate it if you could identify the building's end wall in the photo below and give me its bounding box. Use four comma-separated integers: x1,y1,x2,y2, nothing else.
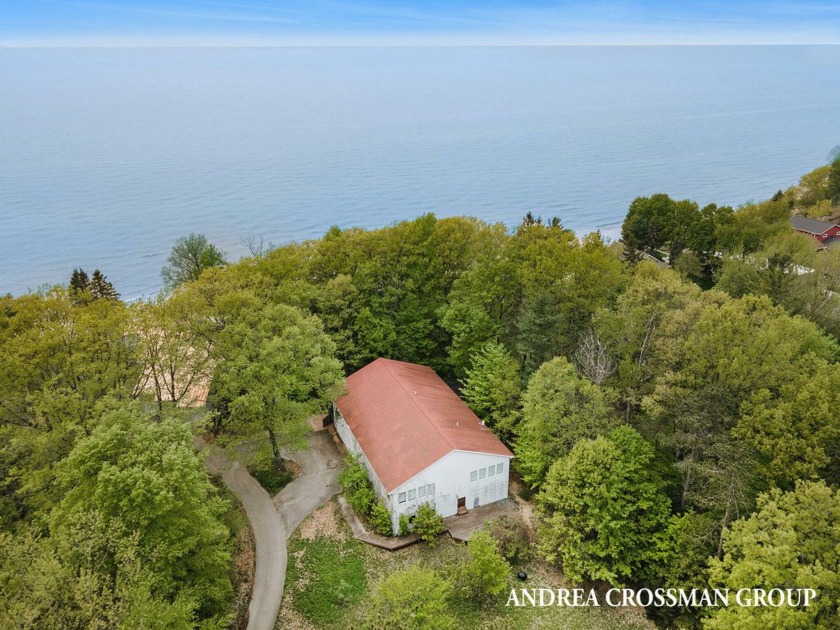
390,451,512,535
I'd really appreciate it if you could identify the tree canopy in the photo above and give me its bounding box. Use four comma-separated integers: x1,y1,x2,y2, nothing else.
538,426,671,585
705,481,840,630
161,233,227,291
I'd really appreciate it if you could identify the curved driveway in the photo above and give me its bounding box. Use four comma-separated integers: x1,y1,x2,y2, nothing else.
274,431,343,537
205,451,287,630
203,430,342,630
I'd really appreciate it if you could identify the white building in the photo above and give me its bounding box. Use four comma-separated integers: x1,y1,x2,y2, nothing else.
334,358,513,535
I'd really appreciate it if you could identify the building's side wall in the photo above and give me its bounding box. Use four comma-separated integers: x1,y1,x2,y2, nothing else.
333,405,391,510
389,451,512,534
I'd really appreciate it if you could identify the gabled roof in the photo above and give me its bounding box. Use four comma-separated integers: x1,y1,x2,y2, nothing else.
790,215,839,235
335,358,513,492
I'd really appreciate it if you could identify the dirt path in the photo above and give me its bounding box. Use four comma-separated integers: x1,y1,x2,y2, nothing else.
205,449,287,630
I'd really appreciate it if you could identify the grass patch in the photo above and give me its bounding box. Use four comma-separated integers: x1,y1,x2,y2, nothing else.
286,534,367,626
247,457,294,495
280,500,654,630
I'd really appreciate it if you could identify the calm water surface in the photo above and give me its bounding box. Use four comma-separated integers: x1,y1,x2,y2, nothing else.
2,46,840,298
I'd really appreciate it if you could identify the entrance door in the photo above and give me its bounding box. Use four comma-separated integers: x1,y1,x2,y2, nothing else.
457,497,467,514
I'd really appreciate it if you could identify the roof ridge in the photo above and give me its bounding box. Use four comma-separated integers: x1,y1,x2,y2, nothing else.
379,358,457,453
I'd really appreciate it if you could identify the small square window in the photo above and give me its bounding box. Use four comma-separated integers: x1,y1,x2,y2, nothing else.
488,466,495,476
479,468,486,479
408,489,416,500
398,492,406,503
428,483,435,494
496,463,503,474
418,485,427,498
470,471,477,482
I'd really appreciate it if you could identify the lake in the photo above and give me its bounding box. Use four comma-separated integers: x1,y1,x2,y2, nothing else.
2,46,839,298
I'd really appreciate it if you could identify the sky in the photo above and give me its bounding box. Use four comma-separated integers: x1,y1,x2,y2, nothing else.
1,0,840,46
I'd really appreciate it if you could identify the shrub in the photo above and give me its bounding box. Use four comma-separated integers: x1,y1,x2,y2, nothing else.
398,513,412,537
460,531,510,599
364,566,455,630
339,454,376,516
413,503,445,545
370,501,393,537
350,485,376,517
485,514,533,564
247,447,293,495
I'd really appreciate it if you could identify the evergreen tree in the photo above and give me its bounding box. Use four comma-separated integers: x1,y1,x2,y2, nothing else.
90,269,119,301
69,268,90,293
515,293,562,376
69,268,90,303
460,341,521,442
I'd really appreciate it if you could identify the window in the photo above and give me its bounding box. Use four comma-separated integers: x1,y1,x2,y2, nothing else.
418,485,427,498
496,463,503,474
470,470,477,482
428,483,435,495
408,489,416,500
488,465,496,477
479,467,487,479
398,492,406,503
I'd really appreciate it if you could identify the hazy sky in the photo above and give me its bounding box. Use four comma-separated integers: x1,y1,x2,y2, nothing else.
2,0,840,46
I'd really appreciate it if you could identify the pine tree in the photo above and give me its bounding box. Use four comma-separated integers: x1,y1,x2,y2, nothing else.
515,293,562,376
69,268,90,294
90,270,119,301
461,342,521,442
68,268,91,304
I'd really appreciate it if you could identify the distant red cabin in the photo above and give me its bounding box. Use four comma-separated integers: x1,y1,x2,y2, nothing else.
790,216,840,244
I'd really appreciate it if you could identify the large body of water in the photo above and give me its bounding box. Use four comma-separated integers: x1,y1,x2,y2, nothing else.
2,46,840,298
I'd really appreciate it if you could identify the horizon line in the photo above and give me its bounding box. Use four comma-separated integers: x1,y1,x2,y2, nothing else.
4,41,840,49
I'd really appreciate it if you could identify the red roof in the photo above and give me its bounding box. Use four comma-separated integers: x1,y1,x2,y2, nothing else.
335,358,513,492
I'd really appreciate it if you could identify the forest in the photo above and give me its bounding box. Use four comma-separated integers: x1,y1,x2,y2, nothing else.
1,155,839,629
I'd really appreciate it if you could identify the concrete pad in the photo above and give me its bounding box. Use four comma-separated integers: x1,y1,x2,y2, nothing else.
444,500,516,542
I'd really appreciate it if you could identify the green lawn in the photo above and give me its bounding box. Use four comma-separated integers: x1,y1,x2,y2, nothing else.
278,500,654,630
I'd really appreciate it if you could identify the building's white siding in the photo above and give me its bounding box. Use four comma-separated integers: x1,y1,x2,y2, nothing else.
388,451,511,532
333,406,391,510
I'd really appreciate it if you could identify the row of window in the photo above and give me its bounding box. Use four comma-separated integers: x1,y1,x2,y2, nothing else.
397,483,436,503
470,463,504,482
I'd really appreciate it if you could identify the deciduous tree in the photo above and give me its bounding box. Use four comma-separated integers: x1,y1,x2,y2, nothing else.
213,302,344,460
460,531,510,599
364,566,455,630
706,481,840,630
538,426,671,585
460,341,521,442
515,357,619,489
161,233,227,291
